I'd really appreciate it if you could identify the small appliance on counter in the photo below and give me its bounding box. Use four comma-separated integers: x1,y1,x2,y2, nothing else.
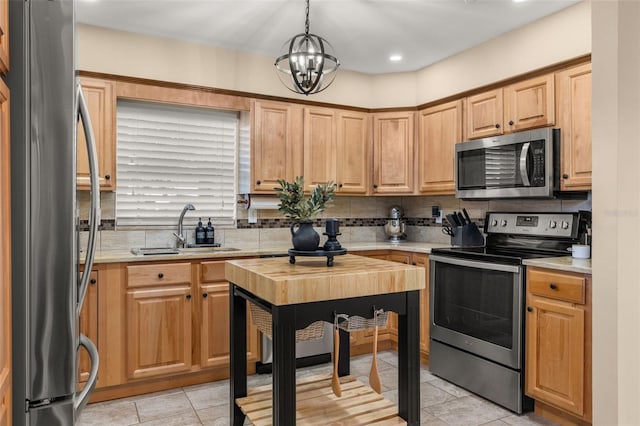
384,206,407,242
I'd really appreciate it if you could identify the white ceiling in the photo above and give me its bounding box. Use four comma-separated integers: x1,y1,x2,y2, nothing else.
76,0,579,75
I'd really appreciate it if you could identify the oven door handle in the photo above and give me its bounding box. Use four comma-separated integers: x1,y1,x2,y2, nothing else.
430,254,521,274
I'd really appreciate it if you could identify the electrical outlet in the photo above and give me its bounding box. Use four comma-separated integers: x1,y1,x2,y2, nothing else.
432,206,443,224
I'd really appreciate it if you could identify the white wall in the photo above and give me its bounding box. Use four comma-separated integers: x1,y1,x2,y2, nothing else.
78,1,591,109
592,1,640,424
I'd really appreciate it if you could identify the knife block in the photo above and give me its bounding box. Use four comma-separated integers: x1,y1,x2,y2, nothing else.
451,223,485,247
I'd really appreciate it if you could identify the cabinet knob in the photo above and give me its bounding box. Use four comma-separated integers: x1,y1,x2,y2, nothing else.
508,120,514,126
256,180,261,185
527,306,533,312
412,262,416,265
202,293,208,298
373,184,378,189
90,278,97,285
105,174,111,180
338,183,343,188
549,283,558,290
186,294,192,300
562,174,569,179
495,124,501,129
158,273,164,279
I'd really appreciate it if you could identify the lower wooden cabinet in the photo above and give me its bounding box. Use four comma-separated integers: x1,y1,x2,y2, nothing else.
79,271,99,386
126,285,193,380
525,267,591,423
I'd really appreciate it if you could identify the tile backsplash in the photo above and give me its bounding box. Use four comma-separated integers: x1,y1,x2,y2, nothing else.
81,191,592,251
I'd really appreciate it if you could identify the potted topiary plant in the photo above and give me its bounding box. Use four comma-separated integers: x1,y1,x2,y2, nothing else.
275,176,336,251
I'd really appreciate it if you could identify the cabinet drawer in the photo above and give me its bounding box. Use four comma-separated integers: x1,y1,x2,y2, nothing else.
528,268,585,304
126,262,191,288
200,261,226,283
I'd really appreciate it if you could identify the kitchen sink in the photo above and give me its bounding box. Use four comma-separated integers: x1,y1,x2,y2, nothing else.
178,246,241,253
131,246,240,256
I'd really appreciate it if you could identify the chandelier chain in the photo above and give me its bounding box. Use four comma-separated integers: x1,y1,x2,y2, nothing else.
305,0,310,35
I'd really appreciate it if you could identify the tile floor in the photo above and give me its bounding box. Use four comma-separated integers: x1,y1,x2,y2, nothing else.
77,351,557,426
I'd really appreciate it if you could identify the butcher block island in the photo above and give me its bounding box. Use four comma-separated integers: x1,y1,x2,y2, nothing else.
226,254,425,426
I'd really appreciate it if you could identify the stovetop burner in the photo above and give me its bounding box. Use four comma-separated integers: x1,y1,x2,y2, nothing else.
433,211,591,265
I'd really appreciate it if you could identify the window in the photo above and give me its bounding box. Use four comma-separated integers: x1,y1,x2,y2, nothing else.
116,100,238,227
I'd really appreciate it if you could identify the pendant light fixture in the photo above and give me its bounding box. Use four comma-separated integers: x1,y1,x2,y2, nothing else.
274,0,340,95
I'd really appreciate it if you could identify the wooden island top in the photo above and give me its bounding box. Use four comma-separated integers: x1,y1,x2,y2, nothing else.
225,254,425,306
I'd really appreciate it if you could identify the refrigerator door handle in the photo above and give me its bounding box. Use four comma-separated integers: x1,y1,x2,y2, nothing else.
74,333,99,414
76,83,101,315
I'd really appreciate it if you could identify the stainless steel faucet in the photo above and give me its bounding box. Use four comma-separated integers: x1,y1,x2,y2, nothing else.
173,203,196,248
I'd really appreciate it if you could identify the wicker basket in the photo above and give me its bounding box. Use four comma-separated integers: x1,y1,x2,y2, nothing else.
336,311,388,332
249,302,325,342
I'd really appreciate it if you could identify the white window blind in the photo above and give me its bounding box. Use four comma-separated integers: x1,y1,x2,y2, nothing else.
116,100,238,227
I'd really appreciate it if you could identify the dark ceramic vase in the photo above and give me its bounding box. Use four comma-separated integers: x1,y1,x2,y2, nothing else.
290,221,320,251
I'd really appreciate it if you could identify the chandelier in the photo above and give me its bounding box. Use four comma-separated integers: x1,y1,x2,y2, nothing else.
274,0,340,95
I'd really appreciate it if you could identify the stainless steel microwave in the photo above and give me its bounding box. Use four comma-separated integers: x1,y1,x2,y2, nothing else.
455,127,560,199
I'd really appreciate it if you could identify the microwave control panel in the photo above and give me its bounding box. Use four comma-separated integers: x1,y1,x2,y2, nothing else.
486,212,575,238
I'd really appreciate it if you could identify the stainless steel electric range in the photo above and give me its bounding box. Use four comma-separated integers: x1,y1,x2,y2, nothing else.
429,211,591,413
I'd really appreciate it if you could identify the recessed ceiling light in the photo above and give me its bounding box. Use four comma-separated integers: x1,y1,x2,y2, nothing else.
512,0,527,3
389,54,403,62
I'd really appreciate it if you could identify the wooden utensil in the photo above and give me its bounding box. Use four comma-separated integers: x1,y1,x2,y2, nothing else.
369,312,382,394
332,325,342,397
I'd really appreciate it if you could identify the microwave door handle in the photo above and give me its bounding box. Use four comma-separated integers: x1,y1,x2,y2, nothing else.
519,142,531,187
76,83,101,316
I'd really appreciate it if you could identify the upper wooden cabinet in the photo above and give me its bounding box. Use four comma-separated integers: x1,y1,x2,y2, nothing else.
336,110,369,194
252,100,302,193
77,77,116,191
0,0,9,74
302,107,369,195
372,112,415,194
465,74,555,140
303,107,337,192
417,100,463,195
556,63,592,191
504,74,555,132
465,88,504,139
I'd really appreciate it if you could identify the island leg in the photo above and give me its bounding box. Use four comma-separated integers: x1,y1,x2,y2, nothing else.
272,305,297,426
397,290,420,425
229,284,247,426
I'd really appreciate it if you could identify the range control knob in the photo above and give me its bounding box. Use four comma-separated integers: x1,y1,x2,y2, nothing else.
491,219,498,227
561,221,570,230
549,220,557,229
501,219,508,227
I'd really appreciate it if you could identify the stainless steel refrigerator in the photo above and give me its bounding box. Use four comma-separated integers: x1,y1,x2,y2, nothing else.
8,0,101,424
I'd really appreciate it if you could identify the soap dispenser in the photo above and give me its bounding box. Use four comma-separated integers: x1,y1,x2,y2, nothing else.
206,218,215,245
195,218,205,245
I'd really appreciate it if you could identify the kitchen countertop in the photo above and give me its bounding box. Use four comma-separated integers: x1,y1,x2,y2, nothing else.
523,256,592,274
90,241,449,264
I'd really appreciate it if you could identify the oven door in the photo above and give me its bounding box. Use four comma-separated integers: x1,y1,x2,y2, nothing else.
430,255,524,369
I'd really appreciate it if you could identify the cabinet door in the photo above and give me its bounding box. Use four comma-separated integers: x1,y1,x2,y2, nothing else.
412,254,430,357
303,107,336,191
372,112,414,194
504,74,555,132
418,100,463,194
465,88,503,139
0,0,8,74
526,295,585,417
79,271,99,385
252,100,302,192
126,286,192,380
77,77,116,191
556,63,592,191
0,79,10,426
336,111,369,194
199,261,259,368
200,283,230,368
